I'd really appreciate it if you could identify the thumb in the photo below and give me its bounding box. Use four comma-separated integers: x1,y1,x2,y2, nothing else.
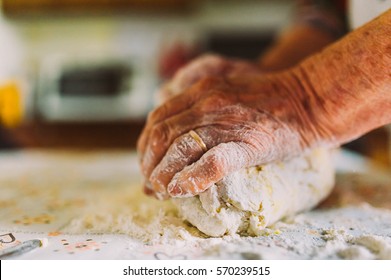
167,142,257,197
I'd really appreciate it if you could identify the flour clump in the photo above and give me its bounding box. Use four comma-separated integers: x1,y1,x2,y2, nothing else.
173,148,335,237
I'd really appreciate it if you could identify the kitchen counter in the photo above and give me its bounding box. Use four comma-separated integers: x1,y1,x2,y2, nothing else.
0,149,391,260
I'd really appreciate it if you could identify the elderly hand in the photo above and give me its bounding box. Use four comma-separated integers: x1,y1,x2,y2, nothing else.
138,10,391,200
137,56,320,199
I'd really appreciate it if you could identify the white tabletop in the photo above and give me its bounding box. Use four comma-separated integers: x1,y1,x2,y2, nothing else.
0,149,390,260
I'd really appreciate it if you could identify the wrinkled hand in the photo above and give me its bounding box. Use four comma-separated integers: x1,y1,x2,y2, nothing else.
138,55,317,200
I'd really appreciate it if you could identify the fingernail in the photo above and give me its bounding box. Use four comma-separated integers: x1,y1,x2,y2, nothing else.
143,186,154,196
168,183,194,198
168,184,184,197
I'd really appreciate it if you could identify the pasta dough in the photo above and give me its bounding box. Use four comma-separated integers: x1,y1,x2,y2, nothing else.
173,148,335,237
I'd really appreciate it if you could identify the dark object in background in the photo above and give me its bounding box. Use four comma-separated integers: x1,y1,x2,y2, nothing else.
158,42,200,80
343,127,390,167
0,128,18,149
59,65,131,97
205,31,275,60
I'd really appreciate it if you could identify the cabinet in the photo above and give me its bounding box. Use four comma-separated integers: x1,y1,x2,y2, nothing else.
2,0,192,15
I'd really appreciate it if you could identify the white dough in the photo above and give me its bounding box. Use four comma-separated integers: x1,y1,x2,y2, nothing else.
173,148,335,237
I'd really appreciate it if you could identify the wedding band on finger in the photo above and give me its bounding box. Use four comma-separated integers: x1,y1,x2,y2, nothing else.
189,130,208,152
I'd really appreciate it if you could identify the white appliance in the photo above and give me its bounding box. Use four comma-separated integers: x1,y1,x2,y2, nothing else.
37,53,157,122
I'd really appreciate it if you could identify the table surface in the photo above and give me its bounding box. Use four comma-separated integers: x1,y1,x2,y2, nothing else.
0,149,391,260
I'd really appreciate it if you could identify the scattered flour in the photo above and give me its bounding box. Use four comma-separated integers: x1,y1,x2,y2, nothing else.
351,235,391,259
1,150,391,259
338,246,375,260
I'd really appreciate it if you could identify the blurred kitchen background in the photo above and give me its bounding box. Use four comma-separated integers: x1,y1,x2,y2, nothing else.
0,0,389,166
0,0,294,148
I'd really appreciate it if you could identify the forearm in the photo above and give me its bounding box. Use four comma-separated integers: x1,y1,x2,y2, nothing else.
258,25,338,71
258,1,345,71
292,9,391,147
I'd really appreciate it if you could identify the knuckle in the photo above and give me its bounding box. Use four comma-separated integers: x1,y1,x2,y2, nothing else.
187,54,223,71
195,55,225,71
197,53,223,63
172,55,227,92
150,121,171,147
195,76,223,91
149,103,167,123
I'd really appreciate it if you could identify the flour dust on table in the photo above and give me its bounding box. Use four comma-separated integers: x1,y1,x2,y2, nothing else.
1,150,391,259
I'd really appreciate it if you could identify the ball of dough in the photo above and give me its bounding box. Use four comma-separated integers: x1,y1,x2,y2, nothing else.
173,148,335,237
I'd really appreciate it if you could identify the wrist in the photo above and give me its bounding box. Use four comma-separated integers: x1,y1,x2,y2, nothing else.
265,66,337,150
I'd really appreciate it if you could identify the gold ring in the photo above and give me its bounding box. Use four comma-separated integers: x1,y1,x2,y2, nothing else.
189,130,208,152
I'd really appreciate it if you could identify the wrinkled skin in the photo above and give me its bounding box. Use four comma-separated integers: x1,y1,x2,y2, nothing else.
138,10,391,200
138,55,316,199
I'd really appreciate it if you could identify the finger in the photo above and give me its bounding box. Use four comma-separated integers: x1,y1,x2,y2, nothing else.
144,181,170,201
147,124,241,197
148,130,208,199
143,182,154,196
137,91,198,158
167,142,257,197
137,76,225,158
140,93,237,179
140,108,200,179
